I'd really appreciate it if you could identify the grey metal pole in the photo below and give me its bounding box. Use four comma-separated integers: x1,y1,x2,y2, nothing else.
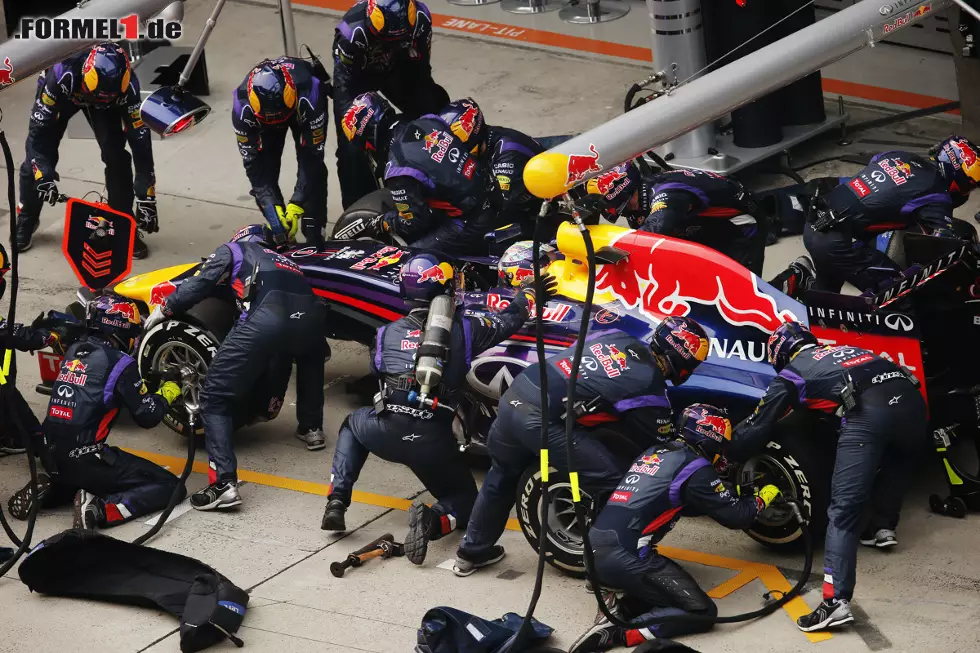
280,0,299,57
177,0,227,88
953,0,980,22
646,0,712,161
451,0,502,8
501,0,560,15
559,0,629,24
524,0,952,199
0,0,179,91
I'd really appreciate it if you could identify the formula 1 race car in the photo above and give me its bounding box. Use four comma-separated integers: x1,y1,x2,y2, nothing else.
44,202,980,576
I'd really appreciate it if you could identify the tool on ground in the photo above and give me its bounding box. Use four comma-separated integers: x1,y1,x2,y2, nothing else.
330,533,405,578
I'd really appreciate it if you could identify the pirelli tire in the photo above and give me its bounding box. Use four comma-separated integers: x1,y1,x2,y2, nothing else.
137,298,233,437
740,411,835,550
330,189,398,242
516,465,595,578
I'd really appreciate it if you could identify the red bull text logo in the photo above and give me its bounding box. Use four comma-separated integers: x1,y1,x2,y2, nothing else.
565,143,602,185
593,235,798,333
486,293,571,323
106,302,140,324
58,359,88,386
351,246,405,271
589,342,625,378
695,411,729,441
424,130,454,163
630,453,661,476
341,99,373,142
606,344,629,370
150,281,177,307
883,3,931,34
877,158,911,186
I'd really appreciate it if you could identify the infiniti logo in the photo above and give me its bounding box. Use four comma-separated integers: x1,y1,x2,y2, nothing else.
625,475,641,484
57,385,74,398
883,313,914,332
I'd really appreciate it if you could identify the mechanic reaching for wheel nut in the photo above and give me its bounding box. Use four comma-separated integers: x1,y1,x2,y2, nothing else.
803,136,980,293
144,224,328,512
341,92,496,253
233,56,330,249
7,295,184,528
724,322,928,633
569,404,781,653
454,315,710,577
332,0,449,207
322,251,557,565
17,42,156,259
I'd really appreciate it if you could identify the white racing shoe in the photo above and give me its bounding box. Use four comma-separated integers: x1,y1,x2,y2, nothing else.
860,528,898,549
797,598,854,632
296,428,326,451
191,480,242,511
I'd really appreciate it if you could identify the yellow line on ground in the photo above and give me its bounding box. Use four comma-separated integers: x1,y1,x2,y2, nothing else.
126,448,828,643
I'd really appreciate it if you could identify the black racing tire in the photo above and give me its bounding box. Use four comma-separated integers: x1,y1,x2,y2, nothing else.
516,465,596,578
136,298,233,437
330,189,396,241
740,412,836,550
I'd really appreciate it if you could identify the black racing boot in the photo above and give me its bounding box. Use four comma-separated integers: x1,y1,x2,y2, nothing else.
191,480,242,511
15,209,39,253
133,232,149,260
797,598,854,632
405,498,440,565
8,472,53,520
568,616,626,653
72,490,105,530
321,497,347,531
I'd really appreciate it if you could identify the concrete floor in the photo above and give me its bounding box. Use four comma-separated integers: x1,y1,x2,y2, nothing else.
1,1,980,652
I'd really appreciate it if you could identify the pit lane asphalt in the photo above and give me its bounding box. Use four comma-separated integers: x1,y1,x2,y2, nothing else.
2,1,980,651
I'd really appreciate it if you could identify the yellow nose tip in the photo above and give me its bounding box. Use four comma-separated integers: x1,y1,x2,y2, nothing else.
524,152,573,200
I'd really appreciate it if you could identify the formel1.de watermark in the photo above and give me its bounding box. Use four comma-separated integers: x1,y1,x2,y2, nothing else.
16,15,183,41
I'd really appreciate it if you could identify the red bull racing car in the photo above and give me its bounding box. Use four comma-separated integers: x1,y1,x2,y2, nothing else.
47,205,980,575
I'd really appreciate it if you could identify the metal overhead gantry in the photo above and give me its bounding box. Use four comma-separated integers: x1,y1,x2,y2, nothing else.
523,0,955,200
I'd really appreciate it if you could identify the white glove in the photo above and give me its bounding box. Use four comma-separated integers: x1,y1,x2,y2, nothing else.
144,305,168,332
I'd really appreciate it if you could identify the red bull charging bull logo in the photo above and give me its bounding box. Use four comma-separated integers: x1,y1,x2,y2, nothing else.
695,410,730,441
107,301,141,325
877,157,912,186
418,262,454,284
589,342,628,378
58,359,88,386
341,98,373,143
630,452,662,476
565,143,602,185
0,57,14,88
594,234,798,333
669,326,707,361
452,102,481,142
150,280,177,307
587,164,629,199
351,246,406,271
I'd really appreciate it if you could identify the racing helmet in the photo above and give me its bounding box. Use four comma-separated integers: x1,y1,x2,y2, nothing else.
0,242,8,300
365,0,418,40
230,223,274,246
585,162,641,221
936,136,980,199
438,98,488,155
650,315,709,385
247,59,298,124
399,251,455,303
86,293,143,353
79,42,132,103
497,241,553,288
341,92,396,153
766,321,818,372
676,403,731,462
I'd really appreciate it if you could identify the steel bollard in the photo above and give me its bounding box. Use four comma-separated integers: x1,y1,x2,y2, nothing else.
448,0,502,7
559,0,629,24
501,0,561,15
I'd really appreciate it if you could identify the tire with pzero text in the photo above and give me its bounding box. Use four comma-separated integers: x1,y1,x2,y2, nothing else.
136,303,228,437
516,465,596,578
740,411,835,549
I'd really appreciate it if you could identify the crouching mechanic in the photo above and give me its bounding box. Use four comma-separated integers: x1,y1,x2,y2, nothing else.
145,224,327,511
804,136,980,293
322,251,558,564
233,57,330,248
332,0,449,206
725,322,927,632
570,404,781,652
341,93,494,252
17,42,157,259
31,295,183,529
455,316,710,577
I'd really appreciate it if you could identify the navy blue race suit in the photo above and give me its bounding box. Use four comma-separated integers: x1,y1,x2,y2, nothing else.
631,170,768,275
804,151,962,293
232,58,329,241
726,344,927,603
382,116,493,252
18,53,154,225
162,242,327,484
486,125,544,222
0,321,60,453
328,292,532,536
40,336,183,525
459,329,675,559
332,1,449,207
590,444,762,642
